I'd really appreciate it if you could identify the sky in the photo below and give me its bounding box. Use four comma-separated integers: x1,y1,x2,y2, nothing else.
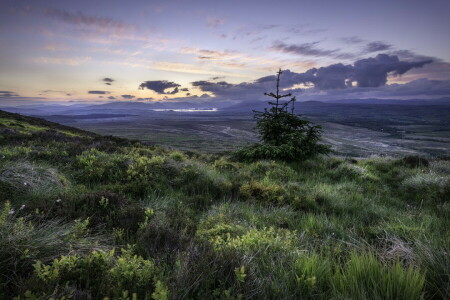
0,0,449,105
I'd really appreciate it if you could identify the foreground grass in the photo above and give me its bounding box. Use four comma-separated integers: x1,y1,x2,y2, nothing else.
0,109,449,299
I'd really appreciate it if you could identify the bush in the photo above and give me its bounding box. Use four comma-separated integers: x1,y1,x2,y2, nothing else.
27,248,165,299
239,180,287,205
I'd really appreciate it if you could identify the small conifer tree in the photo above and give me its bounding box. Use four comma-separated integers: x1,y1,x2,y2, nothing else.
233,69,330,162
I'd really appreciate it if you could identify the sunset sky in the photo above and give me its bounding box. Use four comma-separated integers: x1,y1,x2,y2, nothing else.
1,0,449,105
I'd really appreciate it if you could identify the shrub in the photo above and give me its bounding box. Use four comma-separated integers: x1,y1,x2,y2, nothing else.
75,148,127,183
27,248,164,299
239,180,287,205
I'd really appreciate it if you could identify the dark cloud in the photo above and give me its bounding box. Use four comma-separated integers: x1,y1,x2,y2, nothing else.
300,78,450,101
364,41,392,53
88,90,110,94
108,96,116,100
42,90,68,94
102,78,114,85
271,41,355,59
121,94,135,99
272,41,338,57
192,54,433,100
180,88,189,92
0,91,20,97
136,97,153,101
352,54,432,87
139,80,181,94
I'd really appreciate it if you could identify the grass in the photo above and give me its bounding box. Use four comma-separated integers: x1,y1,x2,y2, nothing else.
0,109,449,299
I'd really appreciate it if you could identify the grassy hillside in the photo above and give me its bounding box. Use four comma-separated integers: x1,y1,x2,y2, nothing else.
0,109,449,299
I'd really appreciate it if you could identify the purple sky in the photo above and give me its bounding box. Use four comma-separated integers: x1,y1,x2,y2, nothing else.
1,0,449,105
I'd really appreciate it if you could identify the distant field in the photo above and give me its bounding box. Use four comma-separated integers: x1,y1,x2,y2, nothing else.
42,106,450,157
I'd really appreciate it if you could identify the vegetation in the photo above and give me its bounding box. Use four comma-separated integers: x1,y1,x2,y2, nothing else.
234,69,330,162
0,109,449,299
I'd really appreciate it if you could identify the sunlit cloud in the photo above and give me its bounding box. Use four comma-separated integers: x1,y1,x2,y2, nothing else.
33,56,91,66
43,43,71,51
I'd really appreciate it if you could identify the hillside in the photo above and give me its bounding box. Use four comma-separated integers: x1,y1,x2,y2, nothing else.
0,109,449,299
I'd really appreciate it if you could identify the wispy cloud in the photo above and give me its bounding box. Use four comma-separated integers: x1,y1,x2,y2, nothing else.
43,8,157,44
43,43,71,51
341,36,365,44
207,17,225,28
180,47,239,60
45,8,131,33
33,56,91,66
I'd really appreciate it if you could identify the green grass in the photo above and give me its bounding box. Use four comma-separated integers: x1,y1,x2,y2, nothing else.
0,109,449,299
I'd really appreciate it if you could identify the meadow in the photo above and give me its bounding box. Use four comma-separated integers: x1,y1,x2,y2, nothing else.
0,109,449,299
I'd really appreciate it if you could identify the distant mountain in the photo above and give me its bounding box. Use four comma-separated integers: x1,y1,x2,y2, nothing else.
2,97,448,118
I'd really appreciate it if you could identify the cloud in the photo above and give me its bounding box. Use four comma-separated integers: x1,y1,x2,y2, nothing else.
180,88,189,92
378,78,450,97
88,90,110,94
43,8,155,44
0,91,20,97
352,54,432,87
298,78,450,101
364,41,392,53
180,47,238,60
108,96,116,100
136,97,154,101
271,41,355,59
207,18,225,28
139,80,181,94
33,56,91,66
341,36,365,44
191,54,434,100
46,8,129,32
102,78,114,85
121,94,135,99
